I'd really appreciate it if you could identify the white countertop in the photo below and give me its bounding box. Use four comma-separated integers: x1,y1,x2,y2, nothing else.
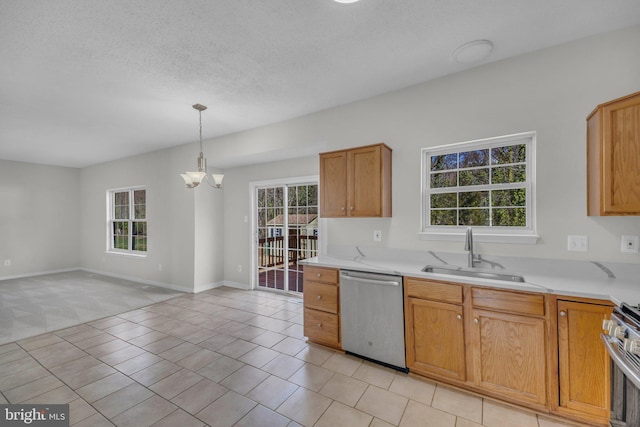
300,246,640,305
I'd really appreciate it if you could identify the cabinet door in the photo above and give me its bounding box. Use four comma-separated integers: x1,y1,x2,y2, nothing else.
471,309,547,406
602,94,640,213
320,151,347,217
406,298,466,381
347,145,382,216
557,300,611,419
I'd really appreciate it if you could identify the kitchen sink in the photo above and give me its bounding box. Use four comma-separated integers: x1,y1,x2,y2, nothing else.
422,265,525,283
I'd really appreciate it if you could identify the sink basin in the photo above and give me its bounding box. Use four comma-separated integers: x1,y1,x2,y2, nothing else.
422,265,525,283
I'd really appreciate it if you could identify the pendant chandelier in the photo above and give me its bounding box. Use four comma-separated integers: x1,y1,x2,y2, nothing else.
180,104,224,189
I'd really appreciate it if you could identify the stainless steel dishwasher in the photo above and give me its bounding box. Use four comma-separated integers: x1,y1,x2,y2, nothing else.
340,270,407,372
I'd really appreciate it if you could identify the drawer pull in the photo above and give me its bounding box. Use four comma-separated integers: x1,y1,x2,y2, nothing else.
316,295,322,300
316,273,321,277
317,323,323,328
474,318,479,324
560,311,567,317
456,314,462,320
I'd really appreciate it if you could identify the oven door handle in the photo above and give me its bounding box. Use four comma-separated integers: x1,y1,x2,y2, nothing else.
601,334,640,390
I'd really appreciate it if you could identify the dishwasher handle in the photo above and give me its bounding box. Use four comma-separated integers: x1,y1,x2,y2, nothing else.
340,272,401,287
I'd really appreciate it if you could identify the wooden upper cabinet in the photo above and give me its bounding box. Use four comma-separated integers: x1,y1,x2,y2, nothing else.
320,143,392,217
587,91,640,215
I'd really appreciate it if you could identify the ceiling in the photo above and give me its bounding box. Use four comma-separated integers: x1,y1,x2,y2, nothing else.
1,1,640,169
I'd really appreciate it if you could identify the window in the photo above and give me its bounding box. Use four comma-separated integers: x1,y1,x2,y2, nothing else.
421,132,537,243
108,187,147,254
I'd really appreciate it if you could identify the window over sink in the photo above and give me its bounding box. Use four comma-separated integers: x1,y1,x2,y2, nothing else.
420,132,537,244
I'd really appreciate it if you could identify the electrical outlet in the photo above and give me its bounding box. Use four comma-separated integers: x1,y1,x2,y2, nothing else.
373,230,382,242
621,235,639,253
3,259,11,266
567,235,588,252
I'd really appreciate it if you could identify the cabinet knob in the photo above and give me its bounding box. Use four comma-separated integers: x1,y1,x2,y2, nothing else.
341,207,345,211
560,311,567,317
316,295,322,300
349,206,354,211
474,318,479,324
316,273,321,277
317,323,323,328
456,314,462,320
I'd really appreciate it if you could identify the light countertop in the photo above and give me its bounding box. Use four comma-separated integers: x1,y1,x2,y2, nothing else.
300,246,640,305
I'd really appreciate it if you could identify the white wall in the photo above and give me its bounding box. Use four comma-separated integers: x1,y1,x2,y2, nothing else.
3,25,638,289
0,159,80,278
213,24,640,287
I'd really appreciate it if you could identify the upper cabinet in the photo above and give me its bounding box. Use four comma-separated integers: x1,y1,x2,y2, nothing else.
587,91,640,215
320,143,392,218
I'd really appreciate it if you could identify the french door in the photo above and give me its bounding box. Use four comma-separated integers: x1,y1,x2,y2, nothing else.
254,179,319,294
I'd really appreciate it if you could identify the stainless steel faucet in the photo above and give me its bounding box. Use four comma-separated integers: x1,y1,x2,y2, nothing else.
464,227,476,268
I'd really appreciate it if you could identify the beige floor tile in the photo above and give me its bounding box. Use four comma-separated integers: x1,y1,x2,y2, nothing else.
130,359,182,386
321,352,362,376
113,351,163,375
197,355,244,382
149,368,204,399
111,394,178,427
68,398,99,425
234,404,291,427
281,323,304,338
141,335,185,354
262,354,306,379
182,327,218,344
537,415,585,427
200,333,237,351
217,339,258,358
0,348,30,365
88,315,129,330
126,330,169,347
17,333,64,351
352,362,397,389
0,364,49,391
239,346,280,368
71,332,117,350
355,385,408,425
97,343,147,365
482,400,538,427
177,348,221,371
315,401,373,427
197,390,257,427
431,385,483,424
171,379,228,414
230,325,268,341
110,324,155,341
151,409,207,427
158,341,201,362
455,418,483,427
84,337,130,357
219,364,269,395
276,387,332,427
92,382,155,419
370,418,395,427
22,384,78,404
0,343,21,354
294,344,334,366
62,328,105,344
28,341,87,368
399,400,456,427
4,375,63,403
73,412,114,427
319,373,368,406
75,372,134,403
389,374,436,406
272,337,307,356
250,330,287,348
246,375,299,410
288,363,334,392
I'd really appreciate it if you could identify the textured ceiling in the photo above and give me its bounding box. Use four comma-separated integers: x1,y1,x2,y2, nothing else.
1,0,640,168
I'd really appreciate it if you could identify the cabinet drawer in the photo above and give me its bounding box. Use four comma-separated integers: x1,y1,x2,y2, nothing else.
304,266,339,284
472,288,545,317
304,309,340,347
304,281,338,313
405,277,463,304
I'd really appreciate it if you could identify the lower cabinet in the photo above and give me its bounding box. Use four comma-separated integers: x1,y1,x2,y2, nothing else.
303,266,341,349
553,298,613,425
471,308,547,407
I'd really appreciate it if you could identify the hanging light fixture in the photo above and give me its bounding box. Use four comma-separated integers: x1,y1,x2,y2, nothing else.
180,103,224,189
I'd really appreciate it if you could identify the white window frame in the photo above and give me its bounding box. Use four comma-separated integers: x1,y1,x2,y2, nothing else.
420,132,538,244
107,186,147,256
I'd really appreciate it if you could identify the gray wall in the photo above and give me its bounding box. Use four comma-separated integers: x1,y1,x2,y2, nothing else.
0,159,80,277
2,25,639,288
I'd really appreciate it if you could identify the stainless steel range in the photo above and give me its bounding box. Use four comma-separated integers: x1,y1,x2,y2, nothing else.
602,303,640,426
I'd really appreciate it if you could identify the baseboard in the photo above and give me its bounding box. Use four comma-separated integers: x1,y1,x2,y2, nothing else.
220,280,251,290
0,267,80,282
193,281,226,293
80,268,193,293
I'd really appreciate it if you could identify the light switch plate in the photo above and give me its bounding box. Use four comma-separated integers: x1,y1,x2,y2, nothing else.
373,230,382,242
567,235,588,252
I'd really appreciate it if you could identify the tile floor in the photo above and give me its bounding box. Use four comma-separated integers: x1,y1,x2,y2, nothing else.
0,285,585,426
